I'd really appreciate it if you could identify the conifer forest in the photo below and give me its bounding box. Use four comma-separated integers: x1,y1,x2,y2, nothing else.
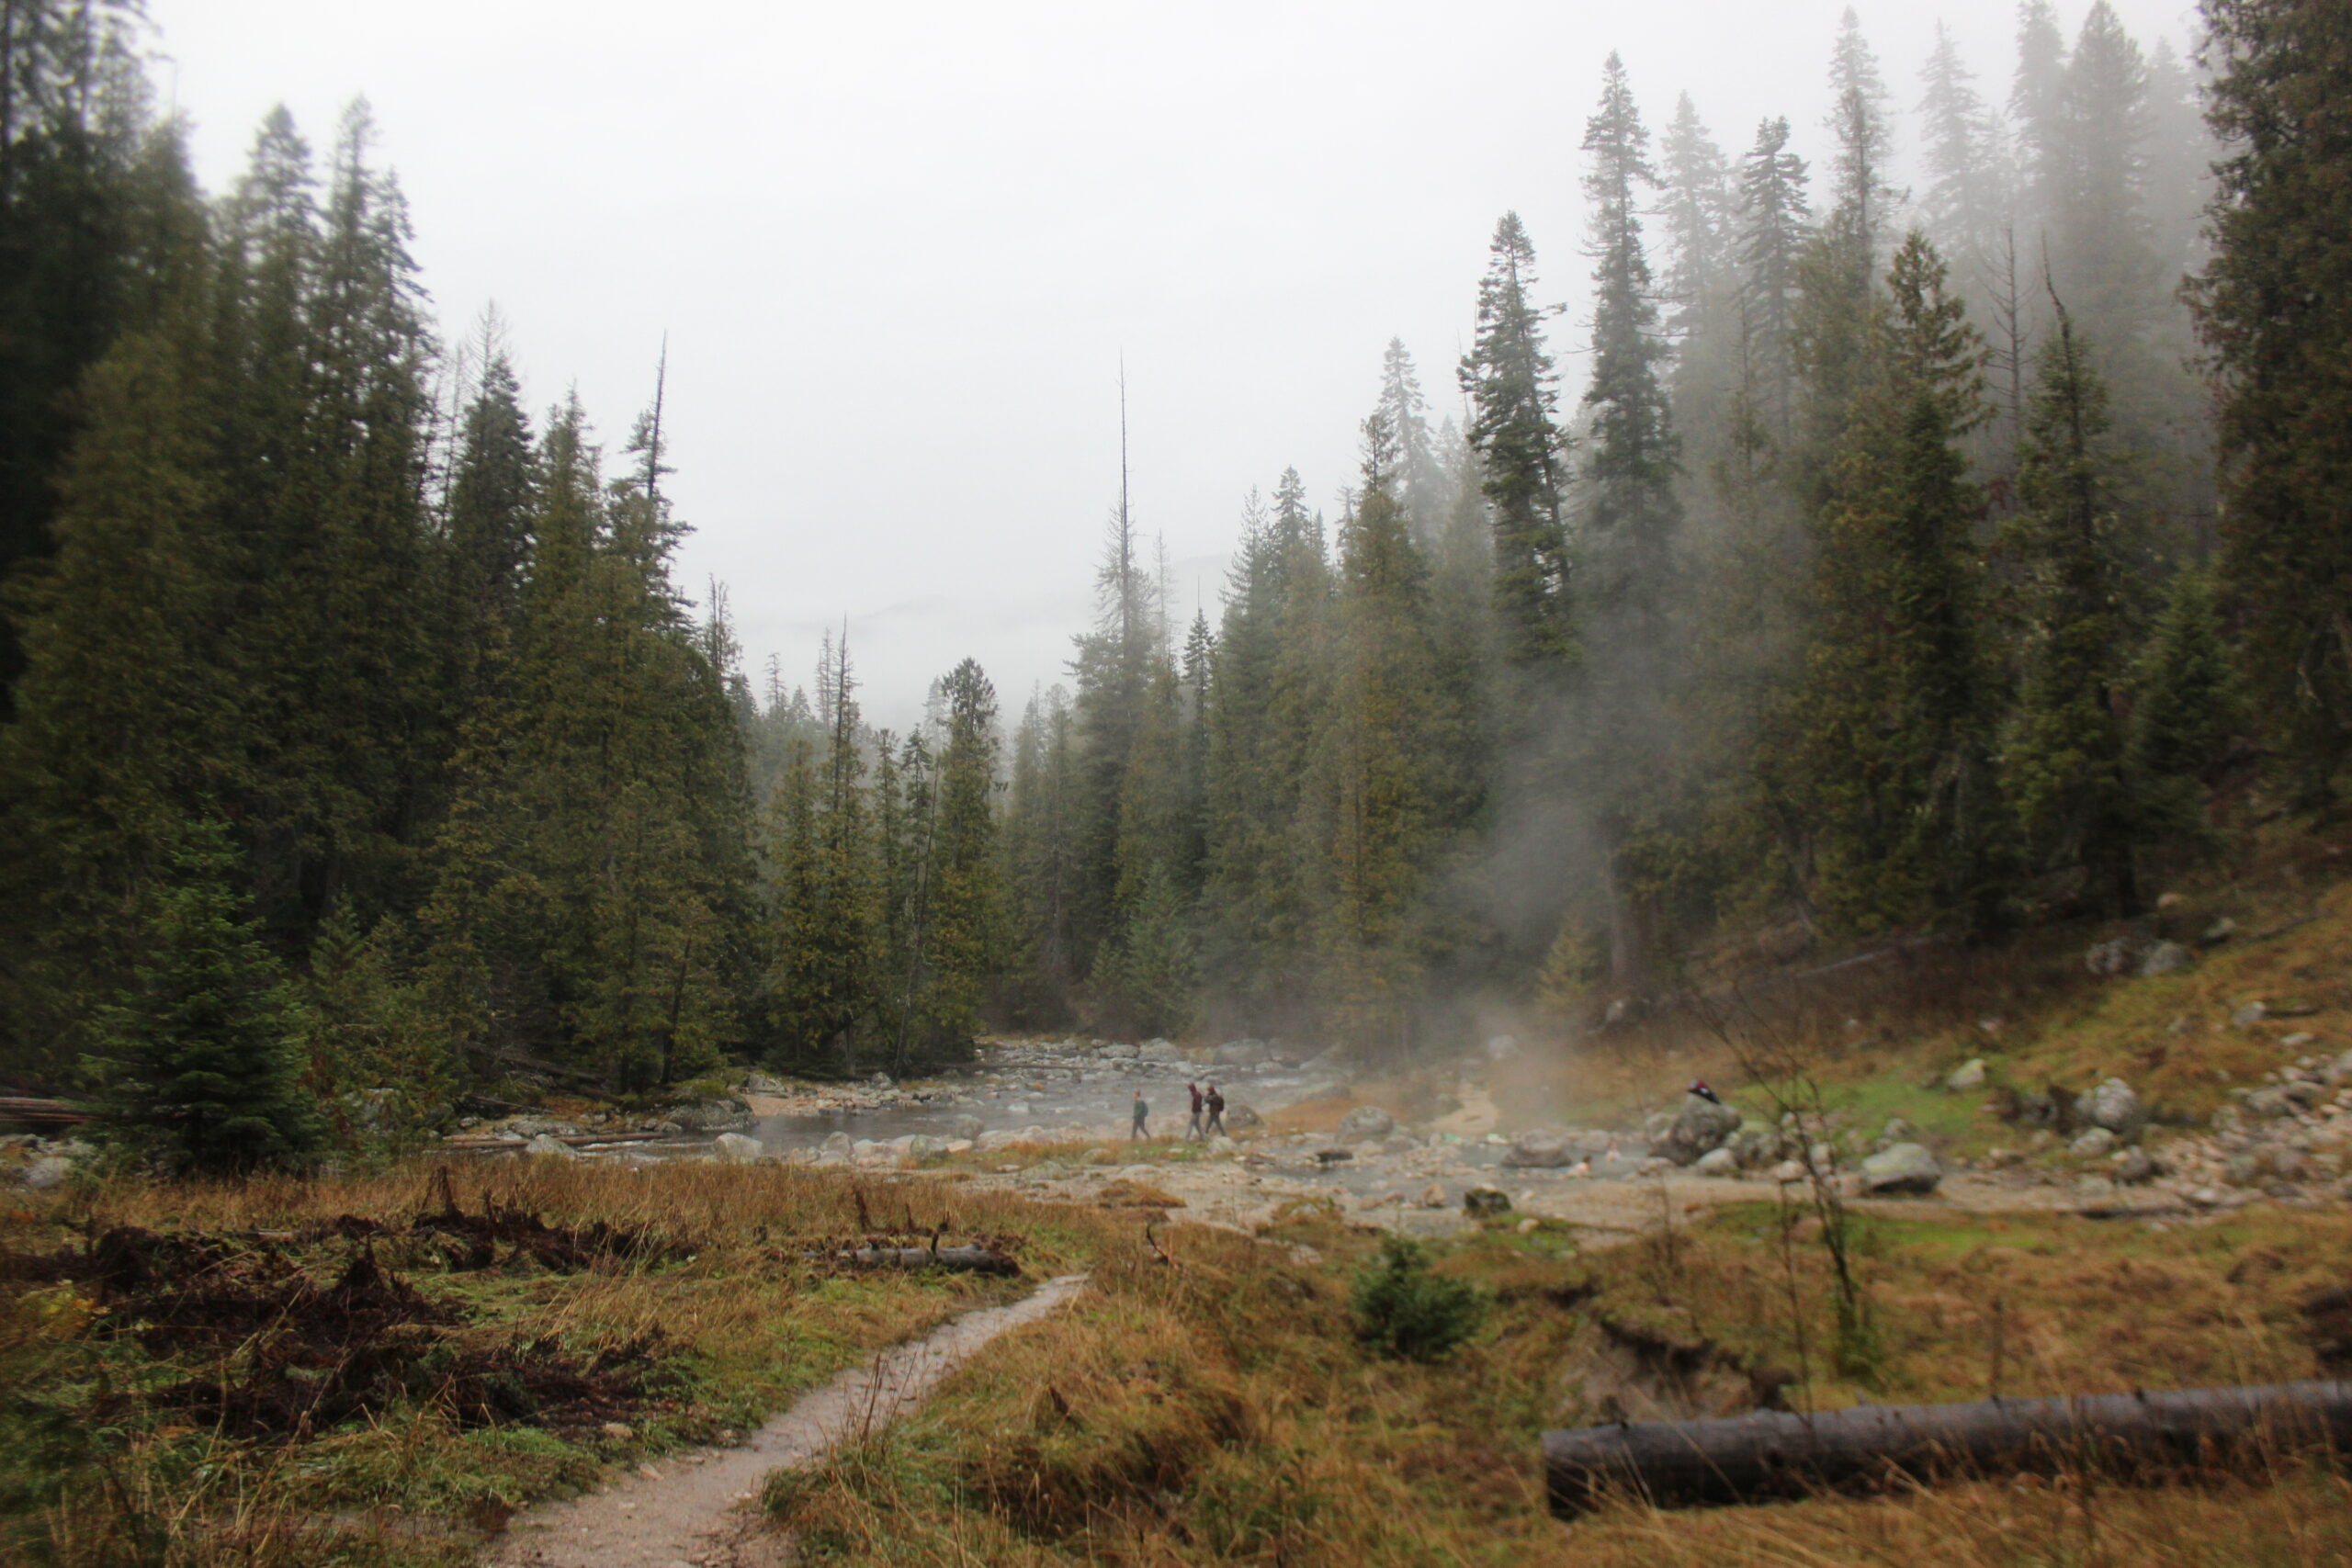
0,0,2346,1177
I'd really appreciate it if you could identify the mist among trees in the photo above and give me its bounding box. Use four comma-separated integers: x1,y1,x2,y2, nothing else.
0,0,2345,1168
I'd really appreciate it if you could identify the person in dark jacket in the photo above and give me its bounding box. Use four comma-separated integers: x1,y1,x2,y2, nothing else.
1185,1082,1205,1140
1204,1083,1227,1137
1130,1089,1149,1141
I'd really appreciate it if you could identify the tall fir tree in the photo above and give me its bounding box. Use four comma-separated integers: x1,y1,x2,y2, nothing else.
2193,0,2352,793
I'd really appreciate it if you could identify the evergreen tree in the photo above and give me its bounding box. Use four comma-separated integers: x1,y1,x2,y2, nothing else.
1917,22,2009,304
2002,307,2141,913
1459,212,1572,678
1734,118,1813,449
2125,568,2236,838
2194,0,2352,793
1792,233,1999,931
2011,0,2071,247
920,658,1001,1056
1311,409,1439,1049
88,815,320,1175
1575,54,1685,987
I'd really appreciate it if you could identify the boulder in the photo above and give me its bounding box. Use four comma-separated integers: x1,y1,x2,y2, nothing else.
1207,1135,1238,1155
2069,1126,2118,1158
2137,941,2193,977
738,1071,789,1096
1463,1186,1512,1217
1695,1147,1740,1179
1419,1183,1449,1209
713,1133,763,1163
2075,1078,2145,1138
2324,1051,2352,1089
523,1133,577,1160
1944,1057,1986,1091
820,1131,854,1156
21,1156,72,1190
1483,1034,1521,1061
1213,1040,1262,1065
1224,1101,1262,1132
2241,1087,2298,1120
1336,1106,1396,1141
944,1114,986,1141
2085,936,2141,976
1501,1128,1579,1168
670,1098,755,1133
904,1134,939,1161
1649,1093,1743,1167
1858,1143,1941,1196
1724,1125,1785,1169
2109,1147,2156,1185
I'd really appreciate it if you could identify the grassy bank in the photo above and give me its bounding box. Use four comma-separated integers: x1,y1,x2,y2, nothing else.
0,1158,1137,1566
769,1200,2352,1565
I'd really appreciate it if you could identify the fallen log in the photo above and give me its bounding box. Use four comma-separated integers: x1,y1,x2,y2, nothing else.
1545,1380,2352,1516
0,1097,90,1128
808,1245,1020,1276
436,1131,673,1150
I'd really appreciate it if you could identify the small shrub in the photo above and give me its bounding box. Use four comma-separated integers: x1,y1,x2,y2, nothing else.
1350,1235,1486,1362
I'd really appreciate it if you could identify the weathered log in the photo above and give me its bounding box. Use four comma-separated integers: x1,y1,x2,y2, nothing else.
811,1245,1020,1276
1545,1380,2352,1515
0,1096,91,1128
437,1131,672,1150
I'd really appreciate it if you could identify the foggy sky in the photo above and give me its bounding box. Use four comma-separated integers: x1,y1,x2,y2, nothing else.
148,0,2203,729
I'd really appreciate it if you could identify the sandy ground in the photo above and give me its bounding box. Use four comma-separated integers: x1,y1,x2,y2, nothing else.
485,1274,1090,1568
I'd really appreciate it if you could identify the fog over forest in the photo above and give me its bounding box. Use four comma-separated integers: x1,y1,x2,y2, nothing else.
0,0,2343,1122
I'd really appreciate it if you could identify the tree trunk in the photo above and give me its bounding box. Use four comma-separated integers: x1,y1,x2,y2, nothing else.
1545,1381,2352,1516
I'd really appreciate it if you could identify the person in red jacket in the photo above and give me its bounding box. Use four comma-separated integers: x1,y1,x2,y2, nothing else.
1185,1082,1205,1140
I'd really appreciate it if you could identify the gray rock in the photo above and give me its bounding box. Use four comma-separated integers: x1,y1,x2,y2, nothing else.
1501,1128,1579,1168
2242,1087,2298,1120
1224,1101,1262,1131
713,1133,764,1163
1859,1142,1942,1196
1649,1093,1744,1167
523,1134,577,1160
2110,1147,2156,1185
1463,1186,1512,1217
820,1131,854,1156
1483,1034,1521,1061
2326,1051,2352,1089
1724,1125,1786,1169
2231,1000,2268,1028
503,1115,572,1138
1207,1134,1238,1155
2074,1078,2146,1138
2199,917,2238,947
944,1114,986,1141
21,1156,72,1190
2137,941,2193,977
1336,1106,1396,1141
2284,1079,2326,1111
904,1134,939,1161
670,1098,755,1133
2086,937,2141,976
1944,1057,1986,1091
1883,1117,1916,1143
2069,1126,2118,1158
738,1071,789,1096
1695,1147,1740,1179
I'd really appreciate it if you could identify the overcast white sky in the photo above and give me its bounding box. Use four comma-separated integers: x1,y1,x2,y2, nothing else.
147,0,2201,729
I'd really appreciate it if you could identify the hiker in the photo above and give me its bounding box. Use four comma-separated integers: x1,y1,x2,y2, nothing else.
1130,1089,1149,1141
1185,1082,1204,1140
1204,1083,1227,1138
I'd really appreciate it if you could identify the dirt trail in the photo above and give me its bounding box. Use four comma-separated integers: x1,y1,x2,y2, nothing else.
487,1273,1090,1568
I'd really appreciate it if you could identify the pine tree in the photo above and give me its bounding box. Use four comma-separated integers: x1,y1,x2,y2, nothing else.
2125,568,2235,838
88,815,320,1175
1460,212,1572,678
921,658,1001,1057
1575,54,1685,987
2011,0,2071,247
1311,409,1439,1049
1917,22,2008,303
0,328,236,1078
2002,306,2140,913
2193,0,2352,794
1793,233,1999,931
1734,118,1813,450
